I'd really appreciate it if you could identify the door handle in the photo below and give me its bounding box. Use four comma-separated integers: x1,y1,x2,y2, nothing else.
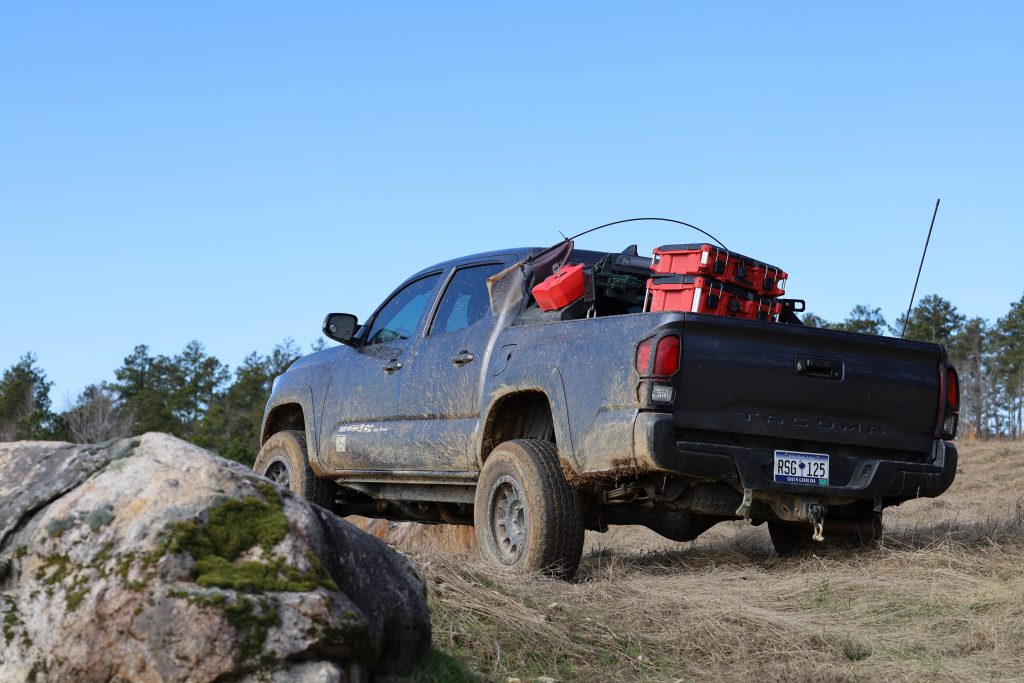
451,350,475,366
383,359,403,372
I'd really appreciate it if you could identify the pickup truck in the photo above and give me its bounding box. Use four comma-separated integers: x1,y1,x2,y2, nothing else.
254,242,960,578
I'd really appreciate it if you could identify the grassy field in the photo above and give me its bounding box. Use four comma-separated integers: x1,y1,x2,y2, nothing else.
393,440,1024,682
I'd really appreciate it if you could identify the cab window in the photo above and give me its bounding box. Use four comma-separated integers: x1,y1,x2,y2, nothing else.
365,273,441,345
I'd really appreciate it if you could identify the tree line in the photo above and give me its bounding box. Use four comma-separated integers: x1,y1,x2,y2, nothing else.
1,291,1022,465
0,339,323,466
803,293,1024,438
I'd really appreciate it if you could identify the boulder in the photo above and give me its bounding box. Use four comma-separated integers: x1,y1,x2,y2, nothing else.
0,433,431,682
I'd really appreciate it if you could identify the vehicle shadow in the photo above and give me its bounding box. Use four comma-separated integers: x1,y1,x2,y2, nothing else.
576,516,1023,582
879,515,1022,550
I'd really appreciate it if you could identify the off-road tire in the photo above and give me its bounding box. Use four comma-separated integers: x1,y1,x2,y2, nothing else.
769,513,883,556
474,439,585,580
253,430,336,509
838,512,883,548
768,522,815,557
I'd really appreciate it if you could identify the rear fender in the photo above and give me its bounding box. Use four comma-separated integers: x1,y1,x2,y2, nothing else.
478,366,578,470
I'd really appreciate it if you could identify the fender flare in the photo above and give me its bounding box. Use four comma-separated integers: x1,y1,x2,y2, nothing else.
261,385,322,471
477,365,578,470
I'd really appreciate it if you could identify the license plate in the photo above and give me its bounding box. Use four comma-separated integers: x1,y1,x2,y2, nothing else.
773,450,829,486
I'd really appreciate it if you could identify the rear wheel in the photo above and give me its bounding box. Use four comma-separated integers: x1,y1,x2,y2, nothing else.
768,522,814,556
769,512,882,556
474,439,584,580
837,512,883,547
253,430,336,509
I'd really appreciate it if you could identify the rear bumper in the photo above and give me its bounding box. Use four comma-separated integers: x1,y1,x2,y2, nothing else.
634,412,957,500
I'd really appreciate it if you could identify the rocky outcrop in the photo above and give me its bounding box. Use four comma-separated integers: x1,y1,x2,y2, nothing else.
0,434,430,682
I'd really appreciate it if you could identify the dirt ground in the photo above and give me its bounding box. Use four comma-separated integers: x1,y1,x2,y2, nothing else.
394,440,1024,682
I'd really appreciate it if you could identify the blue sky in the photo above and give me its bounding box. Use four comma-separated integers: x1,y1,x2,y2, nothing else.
1,3,1021,406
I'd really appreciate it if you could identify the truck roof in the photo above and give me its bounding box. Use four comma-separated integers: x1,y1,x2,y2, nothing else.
406,246,616,281
405,248,538,281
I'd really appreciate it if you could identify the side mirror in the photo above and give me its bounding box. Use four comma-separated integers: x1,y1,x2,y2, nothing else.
322,313,359,344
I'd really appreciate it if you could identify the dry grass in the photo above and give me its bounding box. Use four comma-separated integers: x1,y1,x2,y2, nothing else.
399,441,1024,682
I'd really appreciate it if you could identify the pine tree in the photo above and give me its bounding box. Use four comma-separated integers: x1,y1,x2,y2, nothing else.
0,353,61,440
892,294,965,345
800,312,831,328
172,341,230,439
835,305,887,335
993,295,1024,437
113,345,179,435
195,340,301,465
950,318,990,437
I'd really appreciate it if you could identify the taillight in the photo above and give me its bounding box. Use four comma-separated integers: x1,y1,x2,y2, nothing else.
636,338,653,374
636,335,681,377
937,364,959,439
946,367,959,413
654,335,680,376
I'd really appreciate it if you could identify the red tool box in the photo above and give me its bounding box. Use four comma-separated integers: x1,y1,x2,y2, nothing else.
651,244,788,297
647,275,730,316
532,263,587,311
733,289,784,321
646,274,782,321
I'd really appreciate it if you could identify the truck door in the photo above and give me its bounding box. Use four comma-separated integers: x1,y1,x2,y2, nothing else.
320,271,443,472
394,260,509,472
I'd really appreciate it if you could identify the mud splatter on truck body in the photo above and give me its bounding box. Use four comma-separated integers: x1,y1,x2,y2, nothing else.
257,243,960,574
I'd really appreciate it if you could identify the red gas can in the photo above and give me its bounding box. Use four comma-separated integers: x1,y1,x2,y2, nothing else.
532,263,586,311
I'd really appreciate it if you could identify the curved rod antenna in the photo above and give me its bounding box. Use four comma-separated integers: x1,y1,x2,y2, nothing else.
567,217,729,251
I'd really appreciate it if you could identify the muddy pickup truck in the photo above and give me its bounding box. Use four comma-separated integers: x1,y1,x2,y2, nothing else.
254,243,959,578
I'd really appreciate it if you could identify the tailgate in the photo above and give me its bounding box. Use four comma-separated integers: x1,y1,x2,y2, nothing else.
673,315,943,453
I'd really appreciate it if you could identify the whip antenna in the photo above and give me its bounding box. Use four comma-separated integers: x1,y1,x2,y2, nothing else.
901,198,941,339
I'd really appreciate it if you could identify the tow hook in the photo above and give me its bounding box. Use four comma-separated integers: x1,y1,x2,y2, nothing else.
736,487,754,519
808,504,826,542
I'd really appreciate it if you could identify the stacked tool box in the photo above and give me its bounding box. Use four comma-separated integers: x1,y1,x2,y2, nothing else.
646,244,788,321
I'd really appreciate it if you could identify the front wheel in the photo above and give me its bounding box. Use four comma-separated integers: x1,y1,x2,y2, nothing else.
253,430,337,509
474,439,584,580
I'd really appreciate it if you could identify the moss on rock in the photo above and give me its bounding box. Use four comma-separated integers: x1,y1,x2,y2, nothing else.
224,596,280,662
194,557,324,593
170,589,281,663
35,553,74,586
65,588,87,612
3,598,22,645
82,504,115,532
157,486,334,594
166,495,288,563
115,551,136,586
46,515,76,538
146,483,340,660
